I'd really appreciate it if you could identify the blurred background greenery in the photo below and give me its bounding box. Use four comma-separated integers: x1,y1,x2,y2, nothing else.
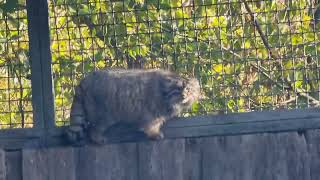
0,0,319,127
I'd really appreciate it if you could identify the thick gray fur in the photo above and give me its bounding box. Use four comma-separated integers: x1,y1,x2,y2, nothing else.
66,69,200,145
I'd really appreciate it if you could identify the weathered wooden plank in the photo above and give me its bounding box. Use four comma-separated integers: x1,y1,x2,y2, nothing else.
56,109,319,145
77,143,138,180
26,0,45,128
0,150,6,180
304,130,320,180
0,138,43,150
0,129,42,150
22,149,49,180
6,130,320,180
183,138,202,180
201,132,310,180
19,111,320,148
1,108,320,149
163,116,320,139
36,0,55,129
6,151,22,180
93,108,320,144
22,147,76,180
26,0,55,129
0,128,42,139
47,148,76,180
138,139,185,180
166,108,320,127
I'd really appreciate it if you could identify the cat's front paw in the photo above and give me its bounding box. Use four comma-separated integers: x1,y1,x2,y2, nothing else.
66,126,85,145
89,131,108,145
147,131,164,140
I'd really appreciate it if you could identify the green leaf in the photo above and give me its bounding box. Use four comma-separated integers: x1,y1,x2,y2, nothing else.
0,0,18,14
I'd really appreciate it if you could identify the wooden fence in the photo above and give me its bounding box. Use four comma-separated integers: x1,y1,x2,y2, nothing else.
1,129,319,180
1,108,320,180
0,0,319,179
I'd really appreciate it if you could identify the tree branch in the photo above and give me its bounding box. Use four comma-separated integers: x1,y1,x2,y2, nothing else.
241,0,320,106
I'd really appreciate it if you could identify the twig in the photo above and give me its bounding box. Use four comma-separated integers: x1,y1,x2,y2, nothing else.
297,90,320,107
220,46,291,90
12,63,25,127
241,0,274,59
241,0,320,106
279,97,296,105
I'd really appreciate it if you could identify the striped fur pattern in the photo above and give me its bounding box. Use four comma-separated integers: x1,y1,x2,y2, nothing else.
66,69,200,145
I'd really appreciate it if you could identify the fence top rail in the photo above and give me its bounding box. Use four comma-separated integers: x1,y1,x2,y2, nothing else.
1,108,318,150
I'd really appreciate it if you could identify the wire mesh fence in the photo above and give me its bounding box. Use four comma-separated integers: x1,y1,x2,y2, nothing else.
48,0,320,125
0,0,33,128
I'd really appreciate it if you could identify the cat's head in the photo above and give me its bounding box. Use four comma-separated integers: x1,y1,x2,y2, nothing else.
181,77,200,107
161,73,200,113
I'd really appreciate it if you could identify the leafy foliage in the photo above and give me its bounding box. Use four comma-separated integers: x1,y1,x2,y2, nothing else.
50,0,320,124
0,0,32,128
1,0,320,127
